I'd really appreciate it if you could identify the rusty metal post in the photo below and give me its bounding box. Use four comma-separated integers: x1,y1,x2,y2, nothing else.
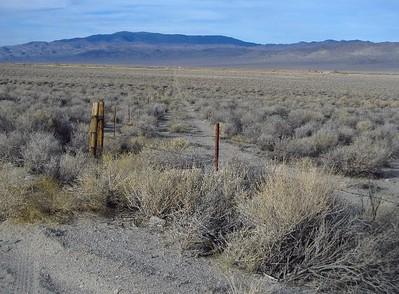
96,99,105,157
113,105,117,137
214,122,220,171
89,102,99,157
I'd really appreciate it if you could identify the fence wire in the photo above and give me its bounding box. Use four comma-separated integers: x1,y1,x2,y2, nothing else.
140,147,399,206
337,189,399,205
103,108,399,207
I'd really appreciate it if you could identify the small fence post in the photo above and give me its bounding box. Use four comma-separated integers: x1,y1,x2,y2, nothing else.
89,102,99,157
128,105,131,124
113,105,117,137
96,99,105,157
214,122,220,171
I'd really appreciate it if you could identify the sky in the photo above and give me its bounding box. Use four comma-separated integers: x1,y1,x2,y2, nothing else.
0,0,399,46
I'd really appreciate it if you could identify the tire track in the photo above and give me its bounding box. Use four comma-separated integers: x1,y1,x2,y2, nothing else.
12,228,41,294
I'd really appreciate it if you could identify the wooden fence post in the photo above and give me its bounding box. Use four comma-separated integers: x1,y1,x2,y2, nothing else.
96,99,105,157
214,122,220,171
89,102,99,157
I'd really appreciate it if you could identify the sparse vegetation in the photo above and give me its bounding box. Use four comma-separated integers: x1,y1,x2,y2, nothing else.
0,64,398,293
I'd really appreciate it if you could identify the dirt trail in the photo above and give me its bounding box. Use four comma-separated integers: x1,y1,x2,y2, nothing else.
142,68,266,169
0,217,306,294
342,159,399,208
188,110,263,167
180,107,399,208
161,105,266,169
170,106,399,211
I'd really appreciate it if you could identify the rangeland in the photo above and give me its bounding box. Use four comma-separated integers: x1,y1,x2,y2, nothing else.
0,64,398,293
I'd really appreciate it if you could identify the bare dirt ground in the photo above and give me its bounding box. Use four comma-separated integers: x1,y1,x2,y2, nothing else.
1,217,229,294
0,217,309,294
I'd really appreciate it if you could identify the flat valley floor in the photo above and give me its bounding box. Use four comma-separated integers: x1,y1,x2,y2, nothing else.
1,64,399,293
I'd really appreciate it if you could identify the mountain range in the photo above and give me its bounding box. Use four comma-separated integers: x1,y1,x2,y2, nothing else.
1,31,399,70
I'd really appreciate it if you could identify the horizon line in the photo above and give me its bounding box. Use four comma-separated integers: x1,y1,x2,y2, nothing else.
2,31,399,47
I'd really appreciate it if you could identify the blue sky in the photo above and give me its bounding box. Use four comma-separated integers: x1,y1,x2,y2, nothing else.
0,0,398,46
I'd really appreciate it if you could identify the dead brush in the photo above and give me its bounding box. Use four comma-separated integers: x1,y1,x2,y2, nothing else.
143,148,211,170
222,160,399,293
121,167,203,217
325,136,392,176
173,162,263,256
142,138,211,170
72,153,137,212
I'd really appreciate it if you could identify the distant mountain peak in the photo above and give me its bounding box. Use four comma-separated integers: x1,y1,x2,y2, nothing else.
55,31,259,47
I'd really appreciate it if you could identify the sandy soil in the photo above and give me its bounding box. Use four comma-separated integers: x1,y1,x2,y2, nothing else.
0,217,310,294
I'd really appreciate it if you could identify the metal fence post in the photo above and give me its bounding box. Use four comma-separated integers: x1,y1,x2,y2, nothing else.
214,122,220,171
113,105,117,137
96,99,105,157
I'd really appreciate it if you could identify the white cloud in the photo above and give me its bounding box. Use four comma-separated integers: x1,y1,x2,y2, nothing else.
0,0,68,10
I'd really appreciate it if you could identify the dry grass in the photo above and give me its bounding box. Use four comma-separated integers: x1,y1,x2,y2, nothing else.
221,161,399,293
15,177,74,223
325,136,393,176
239,161,335,235
172,163,252,255
122,165,203,217
0,163,75,223
1,147,398,292
0,163,30,221
1,64,399,176
1,65,399,292
226,273,263,294
169,120,192,133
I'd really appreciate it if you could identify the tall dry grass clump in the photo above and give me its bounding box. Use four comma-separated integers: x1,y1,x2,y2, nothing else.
71,154,135,213
72,151,204,216
0,163,31,221
0,162,75,223
241,161,335,234
15,176,75,223
122,167,203,217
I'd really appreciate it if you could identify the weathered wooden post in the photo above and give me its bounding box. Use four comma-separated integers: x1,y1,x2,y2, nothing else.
96,99,105,156
89,101,99,157
128,105,131,124
214,122,220,171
